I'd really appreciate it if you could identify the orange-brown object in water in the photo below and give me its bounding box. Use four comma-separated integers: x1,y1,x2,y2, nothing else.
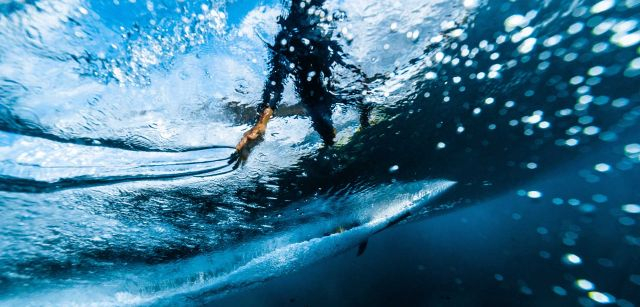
235,107,273,161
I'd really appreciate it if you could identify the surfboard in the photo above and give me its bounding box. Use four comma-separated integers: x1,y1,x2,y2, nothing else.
0,179,454,306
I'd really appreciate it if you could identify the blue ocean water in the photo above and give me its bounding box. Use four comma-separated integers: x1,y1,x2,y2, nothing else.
0,0,639,305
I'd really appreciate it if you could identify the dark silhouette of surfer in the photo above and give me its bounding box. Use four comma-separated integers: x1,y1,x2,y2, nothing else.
234,0,370,161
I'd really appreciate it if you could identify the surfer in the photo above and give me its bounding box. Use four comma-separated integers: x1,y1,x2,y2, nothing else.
233,0,371,162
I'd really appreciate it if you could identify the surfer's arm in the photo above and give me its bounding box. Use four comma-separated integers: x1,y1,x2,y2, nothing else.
327,41,366,80
336,57,363,78
260,51,287,112
235,106,273,154
234,52,287,160
331,50,375,127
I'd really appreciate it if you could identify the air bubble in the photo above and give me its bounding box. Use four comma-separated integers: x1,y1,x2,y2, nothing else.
504,15,527,32
563,253,582,265
591,0,616,14
588,291,616,304
527,190,542,199
594,163,611,172
622,204,640,214
576,279,595,291
552,286,567,296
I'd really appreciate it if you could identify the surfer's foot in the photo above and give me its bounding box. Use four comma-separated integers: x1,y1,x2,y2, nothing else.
359,105,372,128
231,107,273,165
322,128,336,146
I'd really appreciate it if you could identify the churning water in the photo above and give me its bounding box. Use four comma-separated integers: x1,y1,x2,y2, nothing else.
0,0,639,305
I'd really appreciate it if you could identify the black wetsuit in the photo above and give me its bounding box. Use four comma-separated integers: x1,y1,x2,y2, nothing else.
259,0,365,145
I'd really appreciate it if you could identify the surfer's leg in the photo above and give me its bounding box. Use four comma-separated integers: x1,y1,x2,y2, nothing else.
299,75,336,145
307,101,336,146
359,104,372,128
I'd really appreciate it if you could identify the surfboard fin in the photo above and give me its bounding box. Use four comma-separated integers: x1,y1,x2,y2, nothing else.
356,239,369,256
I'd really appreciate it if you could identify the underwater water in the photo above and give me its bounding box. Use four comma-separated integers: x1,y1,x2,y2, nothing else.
0,0,639,305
